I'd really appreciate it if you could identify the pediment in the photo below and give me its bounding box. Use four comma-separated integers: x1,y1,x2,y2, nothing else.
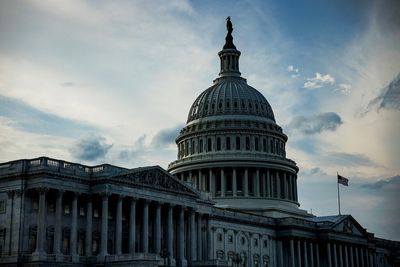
113,166,198,197
332,216,366,236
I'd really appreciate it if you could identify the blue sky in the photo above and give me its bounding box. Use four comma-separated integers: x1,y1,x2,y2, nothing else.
0,0,399,240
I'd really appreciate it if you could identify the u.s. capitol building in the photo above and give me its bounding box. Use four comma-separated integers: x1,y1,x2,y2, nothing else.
0,20,399,267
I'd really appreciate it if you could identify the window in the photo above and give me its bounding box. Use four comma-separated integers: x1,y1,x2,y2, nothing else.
241,237,246,245
255,137,259,151
228,235,233,243
219,102,222,109
191,140,195,154
226,137,231,150
263,138,267,152
217,137,221,151
217,233,223,242
64,204,71,215
226,101,230,108
236,137,241,150
246,137,250,150
79,206,85,216
0,200,5,213
263,240,268,247
207,138,212,152
254,238,258,246
199,139,203,153
93,208,99,218
32,198,39,211
234,101,238,108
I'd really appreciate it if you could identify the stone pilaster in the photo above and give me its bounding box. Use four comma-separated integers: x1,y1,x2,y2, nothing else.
85,196,92,257
142,200,149,253
100,192,110,257
70,192,79,262
167,204,175,265
33,187,48,260
129,198,137,254
115,195,124,255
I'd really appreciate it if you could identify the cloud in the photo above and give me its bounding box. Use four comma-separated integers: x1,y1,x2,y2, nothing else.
327,152,379,167
360,175,400,190
287,65,299,78
367,72,400,111
287,112,342,134
151,124,184,147
303,72,335,89
337,83,351,94
70,135,112,161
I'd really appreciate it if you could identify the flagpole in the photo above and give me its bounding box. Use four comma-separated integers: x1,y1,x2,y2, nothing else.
337,172,341,215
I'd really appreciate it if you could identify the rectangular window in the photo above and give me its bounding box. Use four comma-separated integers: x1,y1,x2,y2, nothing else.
93,208,99,218
207,138,212,152
236,136,241,150
255,137,259,151
226,137,231,150
246,137,250,150
79,206,85,216
199,139,203,153
263,138,267,152
217,137,221,151
228,235,233,243
64,205,71,215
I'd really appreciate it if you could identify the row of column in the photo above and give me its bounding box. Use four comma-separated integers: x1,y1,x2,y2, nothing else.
326,241,376,267
32,187,204,264
179,168,298,201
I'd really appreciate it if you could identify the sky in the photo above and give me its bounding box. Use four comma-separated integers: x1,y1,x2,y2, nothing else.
0,0,399,240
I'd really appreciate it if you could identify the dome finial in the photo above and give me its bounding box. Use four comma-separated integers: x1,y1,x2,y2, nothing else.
223,16,236,49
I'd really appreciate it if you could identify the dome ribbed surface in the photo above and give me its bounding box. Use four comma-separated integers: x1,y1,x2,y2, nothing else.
187,78,275,123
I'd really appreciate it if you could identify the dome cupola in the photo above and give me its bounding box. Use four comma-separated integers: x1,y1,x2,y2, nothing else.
168,18,310,219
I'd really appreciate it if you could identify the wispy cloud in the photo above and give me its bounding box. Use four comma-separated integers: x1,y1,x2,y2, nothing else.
287,112,342,135
361,175,400,190
337,83,351,94
151,124,184,148
367,72,400,112
70,135,112,161
304,72,335,89
327,152,379,167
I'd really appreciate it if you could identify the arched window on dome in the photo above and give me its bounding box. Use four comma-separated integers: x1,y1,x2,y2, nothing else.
191,140,195,154
234,101,238,109
217,137,221,151
263,138,267,152
255,137,259,151
241,101,245,109
199,138,203,153
212,102,215,110
249,101,252,109
207,138,212,152
245,137,250,150
270,139,274,153
226,137,231,150
236,136,241,150
226,101,230,108
218,102,222,109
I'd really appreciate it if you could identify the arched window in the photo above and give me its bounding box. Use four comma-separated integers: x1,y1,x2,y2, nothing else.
270,140,274,153
207,138,212,152
236,137,241,150
226,137,231,150
246,137,250,150
255,137,259,151
199,138,203,153
217,137,221,151
191,140,195,154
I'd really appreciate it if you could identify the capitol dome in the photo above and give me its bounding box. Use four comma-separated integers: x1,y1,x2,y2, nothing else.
168,19,310,218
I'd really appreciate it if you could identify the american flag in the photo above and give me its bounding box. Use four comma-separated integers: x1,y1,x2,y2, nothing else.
338,174,349,186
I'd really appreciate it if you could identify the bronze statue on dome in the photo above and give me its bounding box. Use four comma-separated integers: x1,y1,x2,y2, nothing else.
223,16,236,49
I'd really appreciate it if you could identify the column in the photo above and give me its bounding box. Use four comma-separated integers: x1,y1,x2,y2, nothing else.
266,170,271,197
350,246,354,267
276,171,281,198
167,204,174,263
177,206,185,262
34,187,48,256
221,168,226,197
155,202,162,255
327,242,332,267
85,196,92,257
255,168,260,197
290,239,295,267
288,174,293,200
207,219,213,260
297,239,302,267
198,170,202,191
278,240,283,267
344,245,349,267
232,168,237,196
284,172,288,199
189,209,197,261
262,172,267,197
244,168,249,197
197,213,202,261
70,193,79,261
316,243,320,267
115,195,123,255
333,243,338,267
209,169,215,196
100,192,109,256
310,242,314,267
54,190,64,258
142,200,149,253
303,239,308,267
294,175,298,201
360,248,364,267
339,244,343,267
355,247,359,267
129,198,137,254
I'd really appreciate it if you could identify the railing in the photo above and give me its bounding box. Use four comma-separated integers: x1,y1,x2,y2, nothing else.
0,156,128,179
